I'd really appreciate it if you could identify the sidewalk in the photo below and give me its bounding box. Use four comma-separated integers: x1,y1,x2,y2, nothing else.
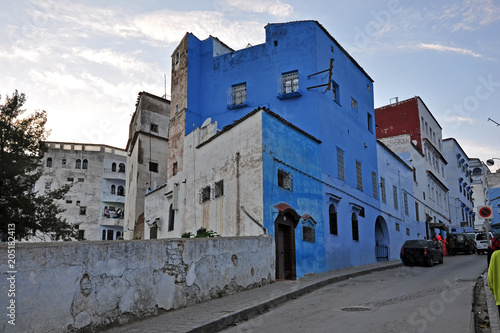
104,260,402,333
483,271,500,333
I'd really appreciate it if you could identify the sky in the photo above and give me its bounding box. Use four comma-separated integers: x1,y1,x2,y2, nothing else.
1,0,499,170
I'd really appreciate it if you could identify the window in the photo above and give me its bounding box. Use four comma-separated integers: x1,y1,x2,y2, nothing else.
76,200,80,206
149,162,158,173
280,71,299,94
352,213,359,241
278,169,292,190
393,185,398,210
415,202,420,221
371,171,378,199
46,158,53,167
201,186,211,203
79,207,86,215
168,204,175,231
67,177,74,182
111,185,116,195
332,81,339,103
367,113,373,133
78,178,84,182
329,204,338,235
172,162,178,176
337,148,345,181
214,180,224,198
396,223,400,232
380,177,386,203
76,159,81,169
77,230,85,241
404,192,409,215
303,226,315,243
66,199,73,204
62,158,66,166
118,163,125,173
228,83,247,106
150,123,159,133
150,226,158,239
112,162,117,172
117,186,124,196
406,228,410,236
356,161,363,191
82,159,88,169
351,97,358,109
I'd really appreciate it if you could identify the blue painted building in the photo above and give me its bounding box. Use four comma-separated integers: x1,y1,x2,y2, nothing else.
165,21,386,279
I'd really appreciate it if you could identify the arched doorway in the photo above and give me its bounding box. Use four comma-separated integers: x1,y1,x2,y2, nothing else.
375,216,390,261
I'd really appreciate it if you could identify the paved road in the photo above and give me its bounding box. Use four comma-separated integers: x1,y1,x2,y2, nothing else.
220,254,488,333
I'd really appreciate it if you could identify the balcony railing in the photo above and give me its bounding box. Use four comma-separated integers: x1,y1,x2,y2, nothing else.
102,192,126,203
103,168,127,180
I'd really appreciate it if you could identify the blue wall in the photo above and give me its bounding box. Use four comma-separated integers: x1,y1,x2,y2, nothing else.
261,111,325,277
184,21,381,276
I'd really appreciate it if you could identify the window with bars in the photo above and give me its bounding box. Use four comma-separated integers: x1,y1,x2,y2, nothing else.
200,186,211,203
214,180,224,198
279,71,299,94
303,226,315,243
356,161,363,191
337,148,345,181
415,202,420,221
404,192,409,215
278,169,292,191
227,83,247,106
393,185,398,210
372,171,378,199
332,81,339,103
380,177,386,203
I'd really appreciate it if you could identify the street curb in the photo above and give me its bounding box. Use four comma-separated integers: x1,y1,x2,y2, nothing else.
483,270,500,333
188,262,403,333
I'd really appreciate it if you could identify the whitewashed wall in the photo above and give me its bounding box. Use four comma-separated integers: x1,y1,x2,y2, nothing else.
0,236,274,333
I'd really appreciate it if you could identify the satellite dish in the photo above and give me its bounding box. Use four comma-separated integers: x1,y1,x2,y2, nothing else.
201,118,212,128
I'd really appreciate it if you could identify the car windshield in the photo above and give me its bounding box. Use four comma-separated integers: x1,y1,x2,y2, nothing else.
404,240,430,247
456,235,464,241
476,233,487,241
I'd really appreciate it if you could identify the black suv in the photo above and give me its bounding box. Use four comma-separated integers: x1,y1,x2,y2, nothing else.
448,233,476,254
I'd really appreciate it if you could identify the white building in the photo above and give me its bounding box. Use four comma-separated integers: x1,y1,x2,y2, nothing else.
442,138,475,232
36,142,127,241
376,97,450,238
124,92,170,240
470,158,491,231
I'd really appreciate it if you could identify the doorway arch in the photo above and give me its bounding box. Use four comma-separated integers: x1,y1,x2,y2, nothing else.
375,216,390,261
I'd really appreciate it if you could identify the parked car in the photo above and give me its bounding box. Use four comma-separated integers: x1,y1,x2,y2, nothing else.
473,232,494,255
400,239,443,267
448,233,476,254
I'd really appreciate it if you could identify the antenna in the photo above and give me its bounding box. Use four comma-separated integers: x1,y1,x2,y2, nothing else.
488,118,500,127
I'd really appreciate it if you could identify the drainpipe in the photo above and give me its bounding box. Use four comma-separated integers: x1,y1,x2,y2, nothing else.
236,152,241,236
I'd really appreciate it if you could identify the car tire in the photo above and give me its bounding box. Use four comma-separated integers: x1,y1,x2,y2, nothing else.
428,258,434,267
439,255,443,264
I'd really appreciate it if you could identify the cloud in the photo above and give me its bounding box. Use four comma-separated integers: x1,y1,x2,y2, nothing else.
133,10,264,50
442,115,474,124
439,0,500,32
417,43,483,58
217,0,294,17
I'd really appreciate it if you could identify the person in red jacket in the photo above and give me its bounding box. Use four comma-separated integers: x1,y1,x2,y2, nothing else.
488,237,500,266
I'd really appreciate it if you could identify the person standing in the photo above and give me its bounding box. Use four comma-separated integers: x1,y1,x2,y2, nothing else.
447,235,456,256
488,250,500,316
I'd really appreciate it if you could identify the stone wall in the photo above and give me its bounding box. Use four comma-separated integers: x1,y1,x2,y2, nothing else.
0,236,274,332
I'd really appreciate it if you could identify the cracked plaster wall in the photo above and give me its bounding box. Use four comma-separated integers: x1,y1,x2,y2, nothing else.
0,236,274,332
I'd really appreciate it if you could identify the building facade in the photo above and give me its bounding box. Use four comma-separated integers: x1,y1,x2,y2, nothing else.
144,20,397,279
375,96,450,238
124,92,170,240
470,158,491,231
36,142,127,241
442,138,475,232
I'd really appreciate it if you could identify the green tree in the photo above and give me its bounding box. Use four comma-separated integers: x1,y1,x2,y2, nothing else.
0,90,75,241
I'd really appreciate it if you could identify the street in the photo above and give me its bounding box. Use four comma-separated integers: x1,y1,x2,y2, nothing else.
220,254,488,333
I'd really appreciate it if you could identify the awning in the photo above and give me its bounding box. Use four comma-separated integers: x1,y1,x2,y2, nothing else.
429,222,449,232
